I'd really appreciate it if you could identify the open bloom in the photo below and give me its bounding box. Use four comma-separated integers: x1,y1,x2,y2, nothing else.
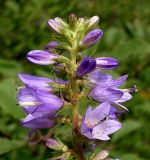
80,102,122,140
27,50,58,65
90,74,136,110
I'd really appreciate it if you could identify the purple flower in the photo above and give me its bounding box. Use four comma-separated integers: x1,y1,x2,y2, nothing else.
80,29,103,47
27,50,58,65
80,102,122,140
17,87,63,114
76,57,96,77
45,41,59,50
18,73,53,92
90,75,134,110
95,57,118,70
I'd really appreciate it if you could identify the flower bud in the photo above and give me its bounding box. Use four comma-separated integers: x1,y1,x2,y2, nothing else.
27,50,58,65
46,138,68,152
44,41,59,50
93,150,109,160
69,13,77,22
48,19,62,33
76,57,96,77
88,16,99,27
51,152,71,160
95,57,118,70
80,29,103,47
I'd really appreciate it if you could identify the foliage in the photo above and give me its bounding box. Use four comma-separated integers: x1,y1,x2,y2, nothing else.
0,0,150,159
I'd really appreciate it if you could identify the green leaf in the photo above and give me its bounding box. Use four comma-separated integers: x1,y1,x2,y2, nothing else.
112,120,142,142
120,153,144,160
111,39,150,61
0,79,25,119
0,138,26,155
0,59,23,77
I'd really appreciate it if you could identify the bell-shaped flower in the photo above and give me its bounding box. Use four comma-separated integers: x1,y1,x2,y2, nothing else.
80,102,122,141
95,57,118,70
17,86,63,117
27,50,58,65
80,29,103,47
90,75,135,110
76,57,96,77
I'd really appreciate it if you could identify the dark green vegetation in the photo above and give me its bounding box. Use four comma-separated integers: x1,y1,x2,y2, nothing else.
0,0,150,159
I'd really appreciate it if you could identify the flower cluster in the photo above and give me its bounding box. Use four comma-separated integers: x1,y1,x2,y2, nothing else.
17,14,136,160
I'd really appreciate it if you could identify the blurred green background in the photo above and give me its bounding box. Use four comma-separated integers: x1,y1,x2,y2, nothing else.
0,0,150,159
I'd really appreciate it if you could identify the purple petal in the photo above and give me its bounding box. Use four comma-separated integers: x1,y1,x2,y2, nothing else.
85,102,111,128
88,70,112,84
31,104,58,118
45,41,59,50
80,117,94,139
95,57,118,70
92,120,122,140
80,29,103,47
76,57,96,77
36,91,63,109
115,92,132,103
90,88,124,102
48,19,61,33
21,114,54,129
27,50,58,65
18,73,53,91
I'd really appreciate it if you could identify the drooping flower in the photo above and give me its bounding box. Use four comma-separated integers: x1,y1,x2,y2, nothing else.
95,57,118,70
89,75,135,110
80,29,103,47
76,57,96,77
27,50,58,65
80,102,122,141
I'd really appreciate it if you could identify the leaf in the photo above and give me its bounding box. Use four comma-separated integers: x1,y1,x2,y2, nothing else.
110,39,150,61
0,59,23,77
0,138,26,155
112,120,142,142
0,79,25,119
120,153,144,160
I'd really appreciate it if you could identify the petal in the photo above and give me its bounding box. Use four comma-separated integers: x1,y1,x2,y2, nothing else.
18,73,53,91
90,88,124,102
36,91,63,109
21,114,54,129
80,29,103,47
45,41,59,50
85,102,111,128
80,117,94,139
27,50,58,65
88,70,112,84
95,57,118,70
92,120,122,140
31,104,58,118
76,57,96,77
115,92,132,103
